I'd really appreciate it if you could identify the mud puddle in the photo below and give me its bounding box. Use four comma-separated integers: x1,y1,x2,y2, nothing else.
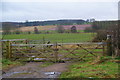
44,72,61,78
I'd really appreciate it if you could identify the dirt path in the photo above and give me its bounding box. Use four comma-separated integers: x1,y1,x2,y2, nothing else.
2,62,69,78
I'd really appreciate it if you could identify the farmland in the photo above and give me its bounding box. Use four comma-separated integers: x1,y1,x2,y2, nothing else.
1,25,119,79
1,1,120,79
18,24,92,32
3,33,95,43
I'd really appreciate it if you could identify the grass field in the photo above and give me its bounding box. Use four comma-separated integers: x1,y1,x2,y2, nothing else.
3,33,95,43
60,56,119,78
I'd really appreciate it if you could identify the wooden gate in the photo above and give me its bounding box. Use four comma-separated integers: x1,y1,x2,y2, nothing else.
1,39,106,62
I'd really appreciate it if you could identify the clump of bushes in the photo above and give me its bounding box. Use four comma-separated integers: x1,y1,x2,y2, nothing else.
92,30,107,42
71,26,77,33
2,59,13,65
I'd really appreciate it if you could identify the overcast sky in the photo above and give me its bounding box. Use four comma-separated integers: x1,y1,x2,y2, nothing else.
1,0,119,22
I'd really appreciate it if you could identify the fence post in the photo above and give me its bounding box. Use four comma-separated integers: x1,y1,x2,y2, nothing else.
54,42,58,62
43,36,45,44
6,41,12,59
106,35,113,56
25,39,28,50
102,40,105,56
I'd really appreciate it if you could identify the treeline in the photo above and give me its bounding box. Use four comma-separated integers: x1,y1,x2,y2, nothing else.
2,22,19,35
87,20,119,56
92,21,118,42
87,20,118,42
92,21,118,30
19,19,86,27
2,19,88,28
84,20,118,33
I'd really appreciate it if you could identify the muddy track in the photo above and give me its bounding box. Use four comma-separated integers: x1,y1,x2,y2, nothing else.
2,62,69,78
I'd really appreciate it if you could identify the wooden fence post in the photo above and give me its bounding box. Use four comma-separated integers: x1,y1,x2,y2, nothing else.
54,42,58,62
106,35,113,56
102,40,105,56
6,41,12,59
25,39,28,50
43,36,45,44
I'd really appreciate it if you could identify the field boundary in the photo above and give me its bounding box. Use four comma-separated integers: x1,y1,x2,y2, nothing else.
2,39,106,62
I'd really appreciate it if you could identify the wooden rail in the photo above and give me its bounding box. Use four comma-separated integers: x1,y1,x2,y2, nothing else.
11,42,104,47
2,39,107,62
0,39,27,42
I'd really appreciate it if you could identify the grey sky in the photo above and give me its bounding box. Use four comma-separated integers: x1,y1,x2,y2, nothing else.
1,1,118,22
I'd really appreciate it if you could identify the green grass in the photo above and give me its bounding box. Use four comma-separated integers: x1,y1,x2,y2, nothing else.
2,59,21,69
60,56,119,78
77,30,85,33
39,62,54,67
3,33,95,43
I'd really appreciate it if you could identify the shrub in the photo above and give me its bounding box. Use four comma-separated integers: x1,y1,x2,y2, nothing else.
92,30,107,42
71,26,77,33
34,27,39,34
28,31,31,34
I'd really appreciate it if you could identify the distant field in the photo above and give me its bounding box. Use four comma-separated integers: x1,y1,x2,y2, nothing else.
19,25,56,32
19,24,92,32
3,33,95,43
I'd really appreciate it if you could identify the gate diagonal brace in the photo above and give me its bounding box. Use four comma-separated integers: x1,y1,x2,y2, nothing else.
59,45,79,57
77,44,97,57
78,44,102,59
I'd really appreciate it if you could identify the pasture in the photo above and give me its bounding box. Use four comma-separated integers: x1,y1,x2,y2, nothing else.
3,33,95,43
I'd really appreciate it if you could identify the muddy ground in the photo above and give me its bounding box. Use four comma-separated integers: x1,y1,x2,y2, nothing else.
2,62,69,78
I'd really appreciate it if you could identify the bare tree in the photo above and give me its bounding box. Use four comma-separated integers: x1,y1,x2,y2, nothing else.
56,25,65,33
2,22,16,34
34,27,39,34
2,22,17,39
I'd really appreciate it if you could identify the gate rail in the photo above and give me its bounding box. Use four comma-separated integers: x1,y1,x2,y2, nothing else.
1,39,107,62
